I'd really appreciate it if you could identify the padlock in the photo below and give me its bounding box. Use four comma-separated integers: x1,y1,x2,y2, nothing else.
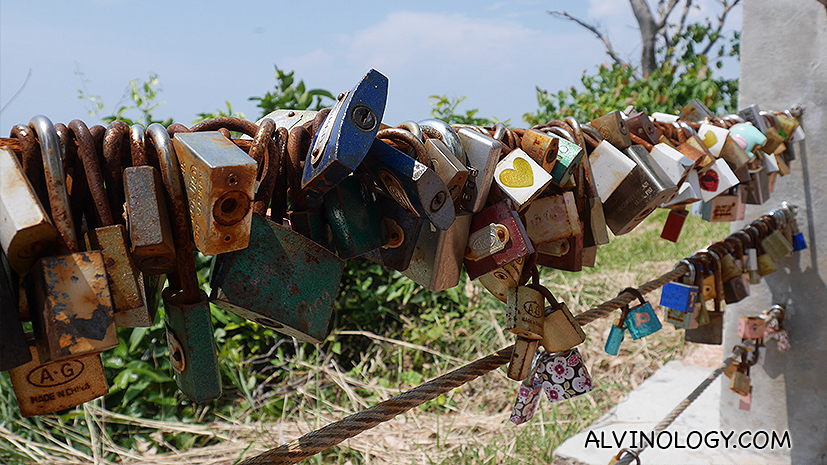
491,148,553,211
625,111,660,146
173,131,257,256
589,111,631,149
686,309,723,345
660,207,688,242
521,128,560,174
546,130,585,187
323,174,385,258
148,123,221,403
738,317,766,339
424,137,468,205
679,98,716,122
0,146,58,276
535,347,593,403
361,195,423,272
739,104,768,133
509,350,542,425
361,138,455,230
604,317,626,356
649,143,694,187
660,260,699,313
124,124,176,275
70,120,152,329
608,448,641,465
674,123,716,169
781,202,807,251
505,272,546,340
522,192,581,246
535,277,586,353
697,249,724,313
684,257,711,330
663,169,702,207
588,140,636,203
700,188,741,222
730,353,752,396
302,69,388,200
211,124,344,343
25,116,118,362
9,333,108,417
666,308,692,329
564,118,609,249
622,288,662,340
711,243,749,304
603,146,678,235
718,135,752,172
744,164,770,205
478,256,527,304
257,108,318,130
761,221,794,263
418,118,466,167
535,232,584,272
464,200,534,280
729,122,767,154
0,252,31,371
403,213,473,292
457,127,502,213
507,336,540,381
740,229,761,285
724,360,740,379
750,223,777,276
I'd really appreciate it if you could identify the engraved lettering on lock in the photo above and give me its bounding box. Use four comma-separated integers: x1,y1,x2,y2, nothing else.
712,203,735,220
380,170,417,215
635,312,651,327
27,360,84,388
523,301,543,319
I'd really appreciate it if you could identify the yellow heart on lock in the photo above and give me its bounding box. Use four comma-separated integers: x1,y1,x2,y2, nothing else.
499,157,534,188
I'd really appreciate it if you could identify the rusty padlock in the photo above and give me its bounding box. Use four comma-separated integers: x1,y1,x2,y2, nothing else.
25,115,119,363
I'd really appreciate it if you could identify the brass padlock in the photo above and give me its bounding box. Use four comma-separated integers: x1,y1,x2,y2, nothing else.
730,363,751,396
761,221,794,263
700,189,741,222
505,284,545,340
522,192,581,246
750,224,777,276
507,336,539,381
589,111,631,149
173,131,257,256
538,283,586,353
521,128,560,174
26,116,118,362
150,123,222,403
478,256,527,304
0,146,58,275
123,123,176,275
9,334,108,417
72,120,152,329
625,111,660,146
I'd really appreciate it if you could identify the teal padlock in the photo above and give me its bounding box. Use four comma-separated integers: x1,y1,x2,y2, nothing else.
150,123,221,403
623,287,662,340
210,123,344,343
323,174,385,258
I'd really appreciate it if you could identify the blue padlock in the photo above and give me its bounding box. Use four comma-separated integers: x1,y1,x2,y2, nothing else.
623,287,662,340
604,319,625,356
361,138,455,231
660,260,699,313
302,69,388,200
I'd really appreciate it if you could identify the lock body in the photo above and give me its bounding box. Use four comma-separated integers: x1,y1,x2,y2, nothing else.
302,69,388,199
123,165,176,275
590,111,631,149
28,251,118,362
659,281,699,313
211,214,344,343
730,370,751,396
685,311,724,345
604,322,625,355
701,191,741,222
403,213,472,292
523,192,581,246
464,201,534,280
478,257,526,303
507,337,539,381
505,286,545,339
362,138,454,230
0,147,58,275
163,288,222,403
625,302,662,339
492,149,553,210
546,134,584,187
665,308,692,329
521,129,560,173
535,348,594,403
362,196,423,272
457,128,502,213
9,337,108,417
541,302,586,353
625,112,660,145
324,175,385,258
426,138,468,204
87,225,151,327
738,317,766,339
173,132,257,256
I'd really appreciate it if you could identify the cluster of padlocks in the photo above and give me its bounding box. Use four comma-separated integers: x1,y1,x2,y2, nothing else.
0,68,804,418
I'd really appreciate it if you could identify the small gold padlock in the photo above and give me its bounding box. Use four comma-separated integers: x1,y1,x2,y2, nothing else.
507,336,539,381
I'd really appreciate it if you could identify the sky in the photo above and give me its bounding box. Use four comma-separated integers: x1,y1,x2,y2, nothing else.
0,1,742,137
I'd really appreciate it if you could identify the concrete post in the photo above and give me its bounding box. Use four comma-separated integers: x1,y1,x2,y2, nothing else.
723,2,827,463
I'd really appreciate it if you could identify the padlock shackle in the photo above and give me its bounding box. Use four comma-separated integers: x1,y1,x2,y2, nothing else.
620,287,647,309
733,230,753,250
675,258,696,283
129,124,149,167
68,119,115,228
396,121,424,143
29,115,77,253
565,117,587,152
147,123,201,302
527,266,564,312
419,119,465,164
377,127,429,165
696,248,723,311
249,119,280,217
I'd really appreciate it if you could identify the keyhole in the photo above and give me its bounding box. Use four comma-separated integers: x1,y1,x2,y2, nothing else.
351,105,377,132
221,197,237,214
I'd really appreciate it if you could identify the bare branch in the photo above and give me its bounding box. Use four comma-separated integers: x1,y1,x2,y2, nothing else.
700,0,742,56
629,0,659,75
664,0,693,62
655,0,682,29
547,10,631,69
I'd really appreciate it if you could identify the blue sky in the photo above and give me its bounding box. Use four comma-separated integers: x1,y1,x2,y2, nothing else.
0,1,741,136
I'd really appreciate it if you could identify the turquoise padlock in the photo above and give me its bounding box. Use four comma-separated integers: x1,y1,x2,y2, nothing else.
623,288,662,340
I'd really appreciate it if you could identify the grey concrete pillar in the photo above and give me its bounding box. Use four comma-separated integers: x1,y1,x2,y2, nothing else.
723,2,827,463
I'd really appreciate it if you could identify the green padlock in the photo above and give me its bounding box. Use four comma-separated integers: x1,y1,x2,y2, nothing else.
210,123,344,343
150,123,221,403
324,174,385,258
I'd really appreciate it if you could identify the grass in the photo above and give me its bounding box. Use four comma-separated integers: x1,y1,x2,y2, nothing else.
0,209,728,465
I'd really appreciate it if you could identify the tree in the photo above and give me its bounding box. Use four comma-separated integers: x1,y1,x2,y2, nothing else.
526,0,740,125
